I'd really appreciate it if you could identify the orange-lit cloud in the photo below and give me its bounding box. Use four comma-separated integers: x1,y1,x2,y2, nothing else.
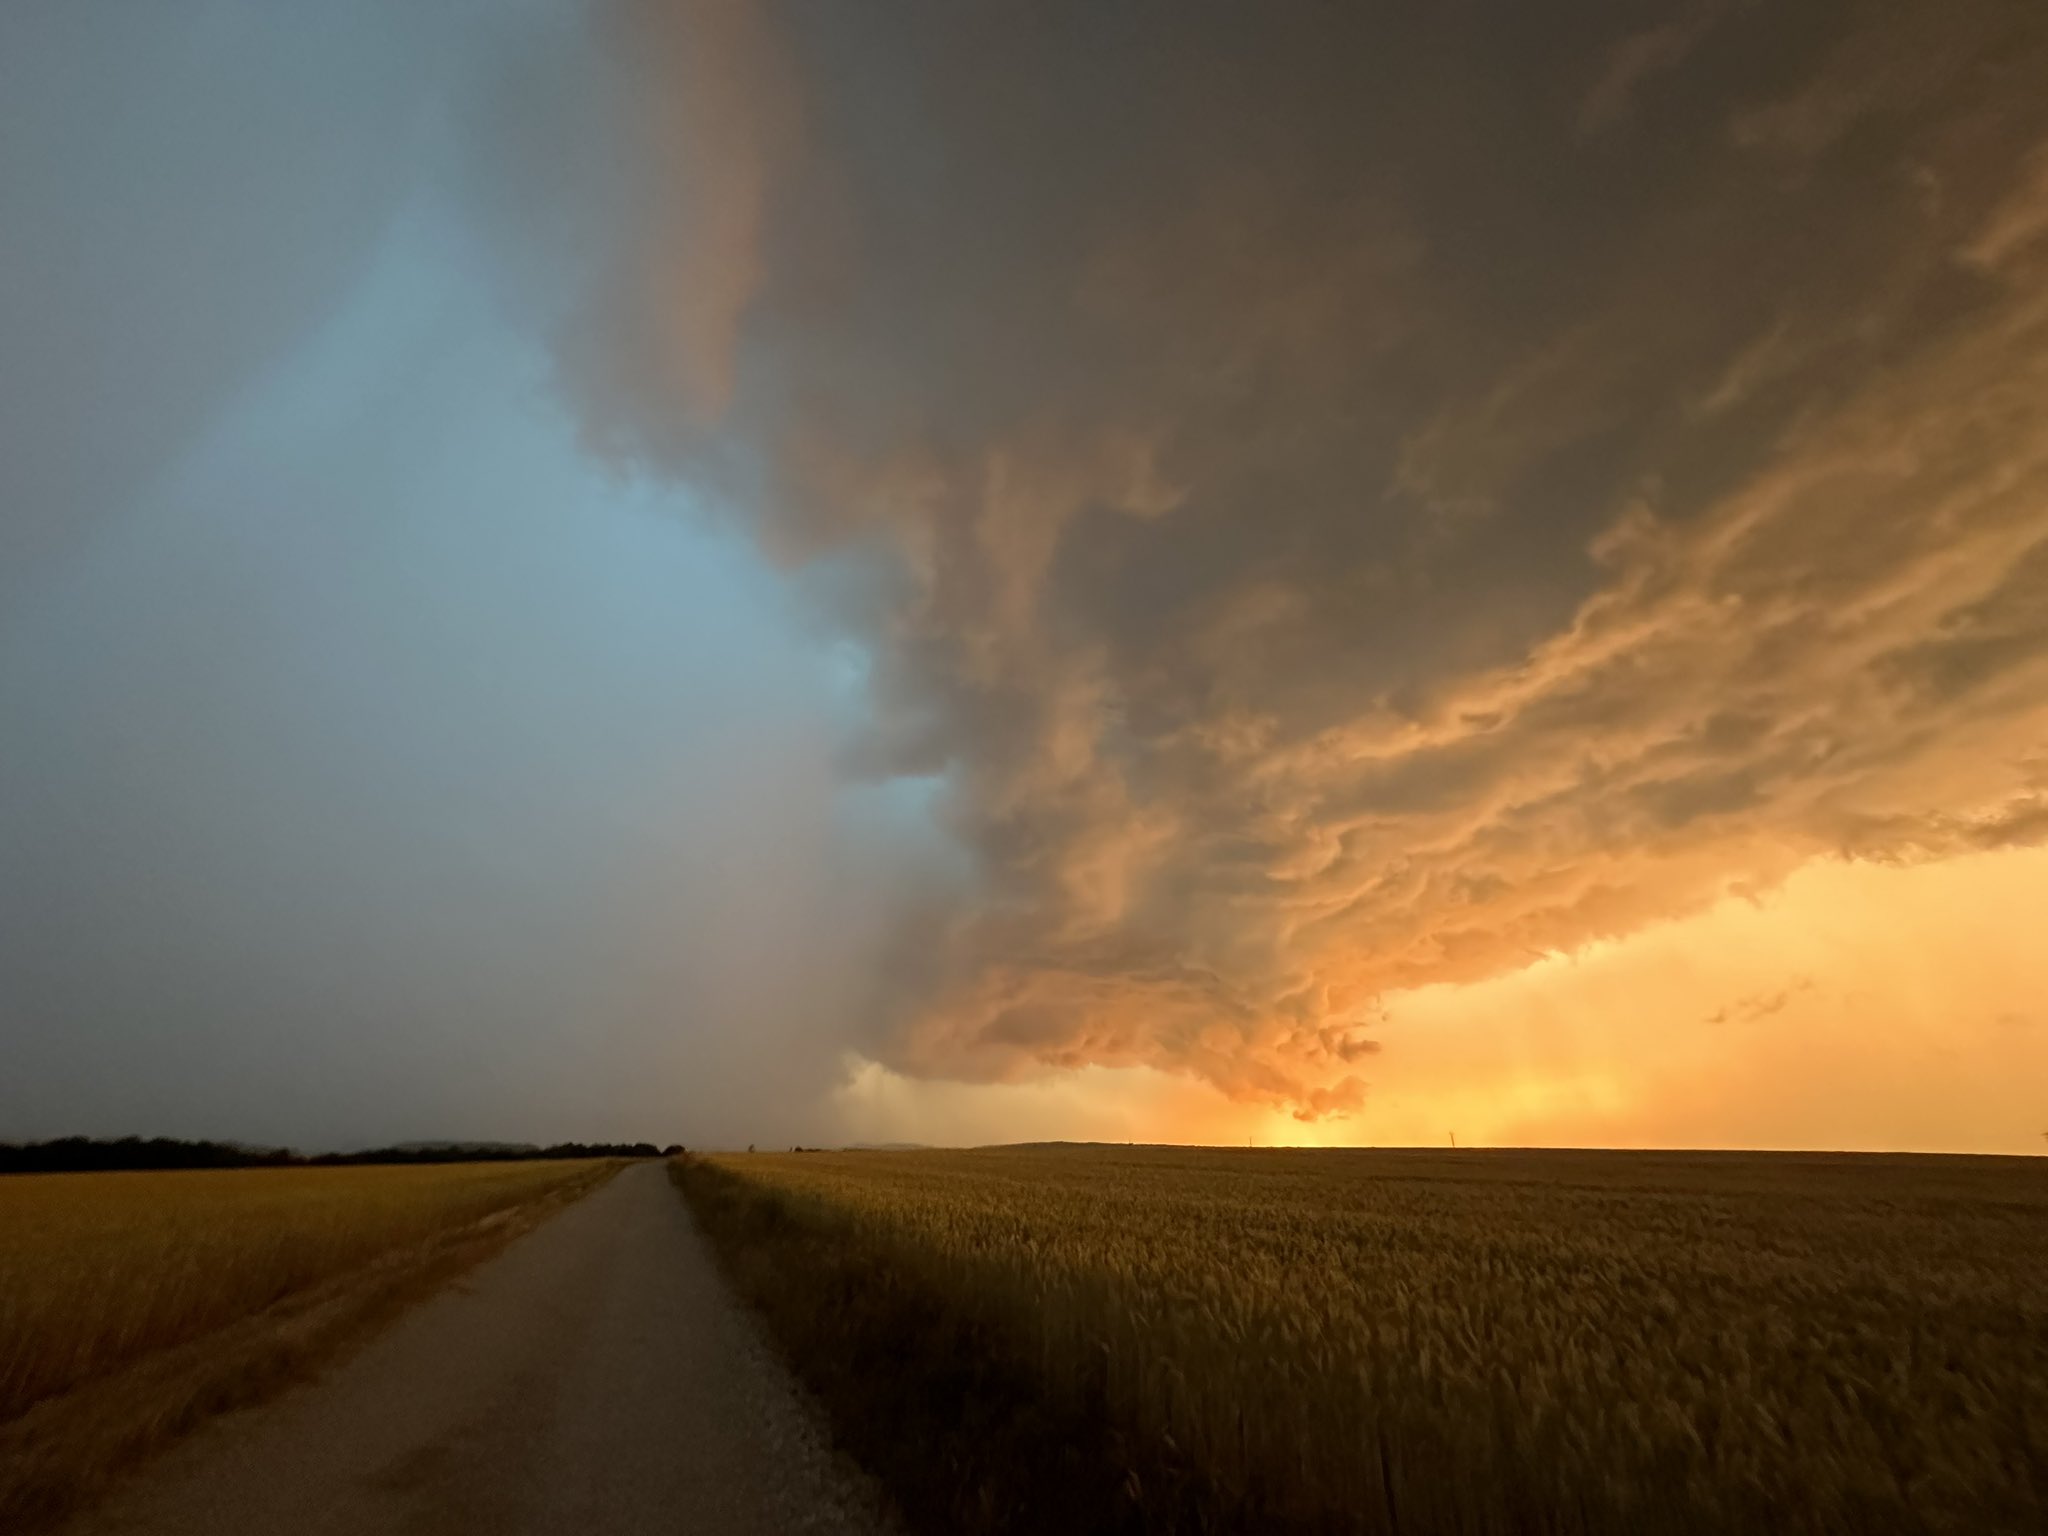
1307,844,2048,1154
555,3,2048,1132
557,1,797,442
845,845,2048,1153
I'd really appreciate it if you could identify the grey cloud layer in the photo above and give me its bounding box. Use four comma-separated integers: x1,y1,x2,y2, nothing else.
557,0,2048,1114
0,3,940,1150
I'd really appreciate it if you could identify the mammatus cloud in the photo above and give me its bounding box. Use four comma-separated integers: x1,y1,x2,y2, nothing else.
550,2,2048,1118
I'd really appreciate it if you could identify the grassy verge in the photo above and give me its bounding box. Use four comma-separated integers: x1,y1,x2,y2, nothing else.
672,1146,2048,1535
0,1158,618,1530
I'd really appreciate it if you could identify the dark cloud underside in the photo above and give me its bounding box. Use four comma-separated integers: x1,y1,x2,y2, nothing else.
547,0,2048,1114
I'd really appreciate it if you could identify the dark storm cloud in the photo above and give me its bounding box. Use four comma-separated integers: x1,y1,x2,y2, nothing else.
501,1,2048,1114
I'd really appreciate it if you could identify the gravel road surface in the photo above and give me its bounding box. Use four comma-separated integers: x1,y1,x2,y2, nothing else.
70,1163,895,1536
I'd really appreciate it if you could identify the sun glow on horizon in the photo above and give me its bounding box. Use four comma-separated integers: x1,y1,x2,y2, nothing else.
840,845,2048,1156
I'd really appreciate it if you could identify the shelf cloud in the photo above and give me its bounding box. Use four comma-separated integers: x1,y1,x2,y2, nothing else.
525,1,2048,1117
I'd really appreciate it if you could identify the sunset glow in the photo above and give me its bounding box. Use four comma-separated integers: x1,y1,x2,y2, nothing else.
846,844,2048,1153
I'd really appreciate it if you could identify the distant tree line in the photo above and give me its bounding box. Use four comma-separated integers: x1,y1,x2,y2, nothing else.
0,1136,685,1174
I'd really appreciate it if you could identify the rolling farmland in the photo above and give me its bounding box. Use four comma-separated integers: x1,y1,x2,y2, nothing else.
675,1145,2048,1534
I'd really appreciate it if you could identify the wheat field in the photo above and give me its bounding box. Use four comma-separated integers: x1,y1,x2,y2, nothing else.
676,1145,2048,1534
0,1158,607,1422
0,1158,613,1526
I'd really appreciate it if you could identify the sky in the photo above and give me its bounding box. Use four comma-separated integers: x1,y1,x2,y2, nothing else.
3,1,2046,1153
